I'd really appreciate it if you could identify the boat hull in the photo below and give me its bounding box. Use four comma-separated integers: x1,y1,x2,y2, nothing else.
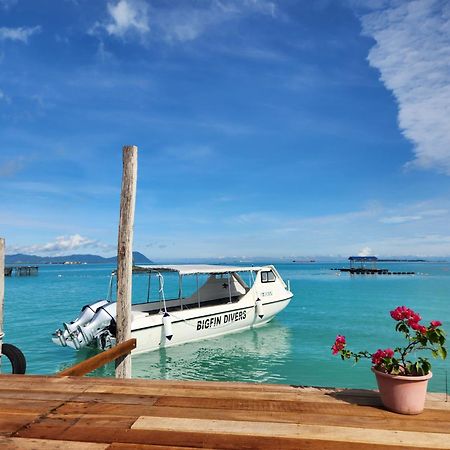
131,297,292,355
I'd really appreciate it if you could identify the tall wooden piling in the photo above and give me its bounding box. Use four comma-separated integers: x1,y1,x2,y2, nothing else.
0,238,4,355
115,146,138,379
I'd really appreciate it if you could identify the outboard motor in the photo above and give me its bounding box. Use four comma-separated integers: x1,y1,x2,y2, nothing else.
66,302,117,350
64,300,110,334
52,299,110,347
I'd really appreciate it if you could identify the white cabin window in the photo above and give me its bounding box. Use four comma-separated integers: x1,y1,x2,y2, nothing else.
261,270,276,283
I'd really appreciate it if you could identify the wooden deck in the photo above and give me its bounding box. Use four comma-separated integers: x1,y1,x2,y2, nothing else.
0,375,449,449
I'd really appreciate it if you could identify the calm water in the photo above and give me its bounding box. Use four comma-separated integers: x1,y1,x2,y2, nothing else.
2,262,450,392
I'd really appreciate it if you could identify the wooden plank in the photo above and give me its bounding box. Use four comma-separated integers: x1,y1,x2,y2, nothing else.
154,394,450,421
132,416,450,448
1,375,447,408
0,413,41,435
0,437,108,449
0,398,64,415
0,388,83,402
115,405,450,433
55,400,159,416
115,144,138,379
57,339,137,377
107,444,221,450
30,413,137,430
14,424,441,450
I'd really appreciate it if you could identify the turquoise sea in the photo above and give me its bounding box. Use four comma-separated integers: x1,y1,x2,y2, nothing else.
2,262,449,392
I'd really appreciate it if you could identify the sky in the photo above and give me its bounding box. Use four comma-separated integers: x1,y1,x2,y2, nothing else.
1,0,450,260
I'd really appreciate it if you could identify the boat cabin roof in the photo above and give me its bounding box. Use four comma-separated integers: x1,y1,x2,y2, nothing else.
134,264,270,276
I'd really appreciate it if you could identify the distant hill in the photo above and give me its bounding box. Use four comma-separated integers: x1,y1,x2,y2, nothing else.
5,251,152,265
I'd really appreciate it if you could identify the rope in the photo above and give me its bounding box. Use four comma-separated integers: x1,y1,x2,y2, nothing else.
106,273,114,301
157,272,167,313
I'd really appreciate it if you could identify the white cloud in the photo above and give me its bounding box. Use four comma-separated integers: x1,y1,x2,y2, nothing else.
0,26,41,43
92,0,275,43
380,215,422,224
359,0,450,174
15,234,113,255
153,0,276,43
92,0,150,39
358,246,373,256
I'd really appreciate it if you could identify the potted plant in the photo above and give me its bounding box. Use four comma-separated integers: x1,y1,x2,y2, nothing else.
332,306,446,414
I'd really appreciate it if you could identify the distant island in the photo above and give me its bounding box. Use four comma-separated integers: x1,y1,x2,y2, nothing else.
5,252,152,265
377,259,427,262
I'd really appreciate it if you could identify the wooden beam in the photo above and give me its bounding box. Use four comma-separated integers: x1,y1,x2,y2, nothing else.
0,237,4,356
115,145,138,379
57,338,137,377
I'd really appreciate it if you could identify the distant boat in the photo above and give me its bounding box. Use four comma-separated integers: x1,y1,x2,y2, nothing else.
52,264,293,355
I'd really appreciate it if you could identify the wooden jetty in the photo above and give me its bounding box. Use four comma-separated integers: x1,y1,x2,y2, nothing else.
0,374,449,449
4,266,38,277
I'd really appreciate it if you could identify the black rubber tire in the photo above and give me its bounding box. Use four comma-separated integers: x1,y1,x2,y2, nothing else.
1,343,26,374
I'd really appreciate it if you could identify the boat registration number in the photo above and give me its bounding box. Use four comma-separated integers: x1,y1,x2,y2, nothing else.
260,291,273,297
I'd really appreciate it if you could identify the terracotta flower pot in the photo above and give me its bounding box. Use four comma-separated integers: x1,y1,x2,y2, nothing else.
372,367,432,414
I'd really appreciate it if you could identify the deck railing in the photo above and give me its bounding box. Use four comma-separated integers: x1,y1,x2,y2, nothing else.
56,338,137,377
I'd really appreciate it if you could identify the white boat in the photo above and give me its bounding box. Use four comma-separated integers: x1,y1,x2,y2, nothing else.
52,264,293,355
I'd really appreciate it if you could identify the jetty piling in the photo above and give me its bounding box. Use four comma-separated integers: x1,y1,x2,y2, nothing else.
0,238,4,356
4,266,38,277
115,145,138,379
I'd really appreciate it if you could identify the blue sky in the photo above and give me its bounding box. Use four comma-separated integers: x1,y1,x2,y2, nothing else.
1,0,450,260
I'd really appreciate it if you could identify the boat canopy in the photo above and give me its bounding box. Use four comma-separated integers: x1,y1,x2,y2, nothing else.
134,264,268,276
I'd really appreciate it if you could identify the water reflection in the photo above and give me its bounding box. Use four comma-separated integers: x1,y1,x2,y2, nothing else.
133,321,292,383
71,321,292,383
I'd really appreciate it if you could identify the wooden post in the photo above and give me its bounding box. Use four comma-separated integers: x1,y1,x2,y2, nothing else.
115,146,138,379
0,238,4,356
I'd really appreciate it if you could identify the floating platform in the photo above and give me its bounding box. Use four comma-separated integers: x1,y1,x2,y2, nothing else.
0,374,449,449
4,266,38,277
332,268,415,275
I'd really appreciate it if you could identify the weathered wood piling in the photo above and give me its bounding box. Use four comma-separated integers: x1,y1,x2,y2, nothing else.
0,238,4,357
4,266,38,276
115,145,138,379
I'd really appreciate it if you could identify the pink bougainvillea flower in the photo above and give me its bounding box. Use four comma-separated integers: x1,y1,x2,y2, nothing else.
372,348,394,365
418,325,427,335
331,335,346,355
334,307,446,376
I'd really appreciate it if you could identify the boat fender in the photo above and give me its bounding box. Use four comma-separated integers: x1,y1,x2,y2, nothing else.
163,312,173,341
1,343,26,374
255,298,264,319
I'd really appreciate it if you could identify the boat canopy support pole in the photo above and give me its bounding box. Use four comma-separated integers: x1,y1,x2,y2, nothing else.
228,273,232,303
196,274,200,308
146,272,151,303
107,273,114,301
179,275,183,310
